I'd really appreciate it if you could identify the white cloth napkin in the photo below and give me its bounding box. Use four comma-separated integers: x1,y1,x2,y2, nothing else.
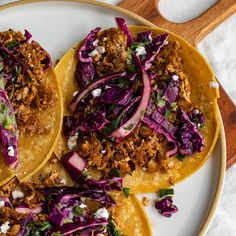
1,0,235,235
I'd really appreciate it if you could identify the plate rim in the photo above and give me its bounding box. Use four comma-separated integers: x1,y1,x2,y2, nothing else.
0,0,226,235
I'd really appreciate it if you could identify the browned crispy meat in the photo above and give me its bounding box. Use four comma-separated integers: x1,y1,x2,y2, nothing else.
155,40,191,103
94,28,127,76
0,30,57,135
78,125,170,174
0,172,61,235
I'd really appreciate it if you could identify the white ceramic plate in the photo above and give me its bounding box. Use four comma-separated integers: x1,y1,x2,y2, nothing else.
0,1,226,235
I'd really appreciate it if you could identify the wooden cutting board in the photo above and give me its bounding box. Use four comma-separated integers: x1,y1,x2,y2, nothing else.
118,0,236,169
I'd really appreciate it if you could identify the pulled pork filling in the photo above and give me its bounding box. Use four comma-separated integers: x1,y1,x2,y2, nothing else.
64,27,205,176
0,30,56,135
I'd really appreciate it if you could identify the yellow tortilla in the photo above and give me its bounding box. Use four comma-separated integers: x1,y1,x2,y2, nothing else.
54,26,220,193
0,68,63,185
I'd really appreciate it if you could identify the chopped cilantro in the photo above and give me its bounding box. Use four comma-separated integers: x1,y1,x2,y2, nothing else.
0,62,4,72
109,168,121,177
157,99,165,107
170,102,177,108
107,217,123,236
28,77,32,82
159,188,174,198
127,63,136,73
122,187,130,198
103,117,121,135
108,104,116,113
16,66,21,77
73,206,84,216
6,40,17,49
164,109,172,120
177,154,186,161
51,232,63,236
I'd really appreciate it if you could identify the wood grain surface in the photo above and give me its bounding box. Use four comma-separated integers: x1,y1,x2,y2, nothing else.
118,0,236,169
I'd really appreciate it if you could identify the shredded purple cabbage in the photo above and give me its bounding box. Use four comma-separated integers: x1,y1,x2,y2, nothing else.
143,114,178,156
0,88,18,168
16,213,35,236
162,79,180,104
143,33,169,70
77,111,107,132
137,31,152,43
63,116,80,138
155,197,178,217
99,86,133,106
115,17,133,46
175,109,204,155
79,27,101,63
75,62,95,88
45,217,108,236
24,29,32,43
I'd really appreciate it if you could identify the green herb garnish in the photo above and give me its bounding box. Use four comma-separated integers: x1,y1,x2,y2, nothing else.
122,187,130,198
170,102,177,109
73,206,84,216
0,62,4,72
6,40,17,49
157,99,165,107
109,168,122,177
164,110,172,120
51,232,63,236
177,154,186,161
159,188,174,198
16,66,21,77
107,217,123,236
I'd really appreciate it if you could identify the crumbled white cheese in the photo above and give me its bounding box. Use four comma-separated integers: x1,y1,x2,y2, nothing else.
73,91,78,97
165,40,169,45
92,39,99,46
60,178,66,185
101,149,106,154
7,146,14,157
172,74,179,81
88,46,105,57
103,37,107,41
209,81,219,89
0,201,5,208
88,49,98,57
67,132,78,150
94,207,109,219
135,46,146,57
79,203,87,209
12,190,24,199
105,85,111,90
91,88,102,98
0,221,10,234
96,46,105,54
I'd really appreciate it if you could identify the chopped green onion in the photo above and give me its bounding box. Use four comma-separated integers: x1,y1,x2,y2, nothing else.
159,188,174,198
107,217,123,236
6,40,17,49
16,66,21,77
109,168,121,177
157,99,165,107
177,154,186,161
170,102,177,108
123,187,130,198
158,70,163,75
0,62,4,72
164,110,172,120
73,206,84,216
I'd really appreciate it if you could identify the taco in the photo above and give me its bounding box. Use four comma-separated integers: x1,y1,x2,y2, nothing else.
0,29,62,185
0,154,152,236
54,18,220,193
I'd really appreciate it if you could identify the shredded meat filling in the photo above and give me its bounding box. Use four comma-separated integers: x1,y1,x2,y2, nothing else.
0,30,57,135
